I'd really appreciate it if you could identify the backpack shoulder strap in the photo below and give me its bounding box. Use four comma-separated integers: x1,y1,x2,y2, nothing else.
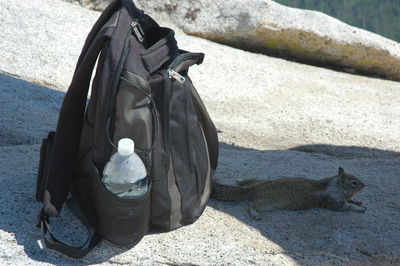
45,0,145,212
36,0,145,258
75,0,120,68
45,0,120,213
35,1,121,258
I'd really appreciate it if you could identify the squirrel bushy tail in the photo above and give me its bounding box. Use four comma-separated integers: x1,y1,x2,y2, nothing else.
211,181,253,201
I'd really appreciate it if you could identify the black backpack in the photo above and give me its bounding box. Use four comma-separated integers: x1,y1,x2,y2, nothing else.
35,0,219,258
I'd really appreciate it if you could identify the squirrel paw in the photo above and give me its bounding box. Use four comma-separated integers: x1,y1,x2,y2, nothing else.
356,205,367,213
347,199,363,206
347,203,367,213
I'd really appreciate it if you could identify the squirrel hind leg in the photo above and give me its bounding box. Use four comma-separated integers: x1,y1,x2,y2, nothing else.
249,206,262,220
249,199,283,220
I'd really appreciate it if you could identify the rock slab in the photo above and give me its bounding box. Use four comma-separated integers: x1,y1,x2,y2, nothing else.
1,0,400,264
134,0,400,81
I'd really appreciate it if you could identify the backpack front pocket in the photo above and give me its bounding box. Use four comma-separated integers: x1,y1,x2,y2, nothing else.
114,71,153,146
111,70,157,170
163,52,212,225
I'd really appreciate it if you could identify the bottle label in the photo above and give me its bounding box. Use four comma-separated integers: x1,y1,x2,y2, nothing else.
104,181,135,195
104,178,148,197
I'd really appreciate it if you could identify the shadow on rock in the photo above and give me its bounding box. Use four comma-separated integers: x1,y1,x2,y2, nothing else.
1,74,399,264
0,74,64,147
290,144,397,159
210,142,400,264
0,144,137,264
0,74,132,264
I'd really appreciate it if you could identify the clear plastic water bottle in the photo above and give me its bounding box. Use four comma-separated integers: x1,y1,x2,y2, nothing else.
102,138,148,198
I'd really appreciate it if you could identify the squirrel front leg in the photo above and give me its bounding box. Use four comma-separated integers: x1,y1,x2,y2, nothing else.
326,199,366,213
248,199,282,220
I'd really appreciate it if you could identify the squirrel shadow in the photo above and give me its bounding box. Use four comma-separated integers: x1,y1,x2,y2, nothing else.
209,142,400,264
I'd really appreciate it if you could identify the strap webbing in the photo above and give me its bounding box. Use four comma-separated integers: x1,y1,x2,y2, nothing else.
37,199,102,259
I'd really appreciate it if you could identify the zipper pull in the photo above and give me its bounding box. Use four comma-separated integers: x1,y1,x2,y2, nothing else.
131,21,144,43
168,69,186,84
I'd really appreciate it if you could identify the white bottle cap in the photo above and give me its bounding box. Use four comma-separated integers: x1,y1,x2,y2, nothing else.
117,138,134,157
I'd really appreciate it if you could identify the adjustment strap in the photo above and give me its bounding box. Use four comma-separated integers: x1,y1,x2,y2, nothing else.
37,198,101,259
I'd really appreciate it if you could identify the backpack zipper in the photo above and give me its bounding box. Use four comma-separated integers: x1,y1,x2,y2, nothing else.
166,52,204,84
168,52,204,70
163,71,172,170
131,10,145,43
131,20,144,43
104,21,140,162
168,69,185,84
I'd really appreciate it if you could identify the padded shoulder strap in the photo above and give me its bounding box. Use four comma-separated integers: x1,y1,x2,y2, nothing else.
76,0,120,68
45,1,121,212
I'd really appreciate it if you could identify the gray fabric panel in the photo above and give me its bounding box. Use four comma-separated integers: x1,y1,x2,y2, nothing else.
121,70,152,93
167,157,183,229
113,71,153,153
199,124,212,208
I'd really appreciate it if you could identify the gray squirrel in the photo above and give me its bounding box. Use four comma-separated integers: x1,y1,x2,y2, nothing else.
211,167,366,220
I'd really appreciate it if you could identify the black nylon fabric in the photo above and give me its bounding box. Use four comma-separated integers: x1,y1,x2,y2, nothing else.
140,29,178,73
46,20,115,212
35,0,218,258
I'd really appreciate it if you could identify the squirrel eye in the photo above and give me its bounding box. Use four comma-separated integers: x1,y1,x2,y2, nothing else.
350,181,358,187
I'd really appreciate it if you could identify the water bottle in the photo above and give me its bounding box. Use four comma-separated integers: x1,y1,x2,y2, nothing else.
102,138,148,198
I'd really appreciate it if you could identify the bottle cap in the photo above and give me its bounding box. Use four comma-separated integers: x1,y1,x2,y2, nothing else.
117,138,134,157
